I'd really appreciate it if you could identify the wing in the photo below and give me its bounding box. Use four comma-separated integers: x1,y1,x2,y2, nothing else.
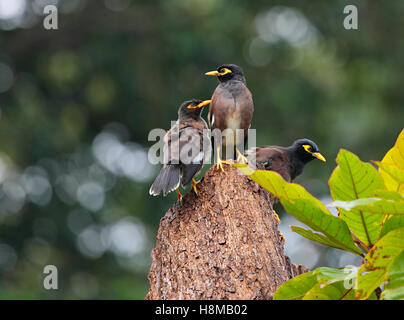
237,86,254,136
163,122,180,165
247,146,291,182
178,120,211,186
164,120,210,168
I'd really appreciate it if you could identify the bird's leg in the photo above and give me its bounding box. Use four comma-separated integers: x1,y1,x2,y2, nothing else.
216,147,231,172
273,209,281,224
176,188,183,203
192,178,199,195
236,148,248,164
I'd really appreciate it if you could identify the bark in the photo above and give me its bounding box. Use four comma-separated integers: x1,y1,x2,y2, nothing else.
146,165,308,300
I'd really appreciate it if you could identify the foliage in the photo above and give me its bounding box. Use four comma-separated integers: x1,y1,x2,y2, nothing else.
237,130,404,299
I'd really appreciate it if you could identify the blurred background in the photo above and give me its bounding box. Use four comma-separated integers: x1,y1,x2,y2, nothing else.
0,0,403,299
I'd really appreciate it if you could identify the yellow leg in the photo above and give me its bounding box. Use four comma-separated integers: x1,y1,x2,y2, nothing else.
216,147,231,172
236,148,248,164
176,188,183,203
192,178,199,195
273,210,280,224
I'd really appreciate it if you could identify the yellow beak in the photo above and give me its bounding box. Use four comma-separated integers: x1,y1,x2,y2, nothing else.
187,100,212,109
197,100,211,108
313,152,326,162
205,70,219,76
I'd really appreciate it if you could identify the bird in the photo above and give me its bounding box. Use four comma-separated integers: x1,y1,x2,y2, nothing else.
149,99,212,201
246,139,326,182
205,64,254,171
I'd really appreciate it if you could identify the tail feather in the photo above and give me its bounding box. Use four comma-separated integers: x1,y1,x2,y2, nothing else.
149,165,180,196
181,163,202,187
164,165,181,196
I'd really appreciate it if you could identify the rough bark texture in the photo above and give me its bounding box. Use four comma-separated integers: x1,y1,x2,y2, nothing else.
146,165,308,300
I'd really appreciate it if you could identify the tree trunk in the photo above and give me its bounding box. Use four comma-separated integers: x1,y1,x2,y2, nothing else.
146,165,308,300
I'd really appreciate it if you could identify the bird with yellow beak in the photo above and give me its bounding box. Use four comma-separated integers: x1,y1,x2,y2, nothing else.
205,64,254,172
149,99,212,202
246,139,326,182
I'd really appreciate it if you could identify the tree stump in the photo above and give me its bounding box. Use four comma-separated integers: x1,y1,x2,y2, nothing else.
146,165,308,300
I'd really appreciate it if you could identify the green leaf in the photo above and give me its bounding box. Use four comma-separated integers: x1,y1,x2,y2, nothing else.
274,266,378,300
291,267,359,300
273,267,356,300
356,227,404,299
291,226,362,253
375,161,404,185
291,226,345,249
380,216,404,238
236,165,362,255
331,196,404,216
373,190,404,201
314,266,358,286
378,129,404,194
381,251,404,300
303,281,356,300
331,198,381,211
329,149,385,246
273,271,317,300
312,266,377,300
235,164,330,213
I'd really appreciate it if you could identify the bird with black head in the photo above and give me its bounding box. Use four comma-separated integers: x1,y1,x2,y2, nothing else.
149,99,212,202
247,139,326,182
205,64,254,171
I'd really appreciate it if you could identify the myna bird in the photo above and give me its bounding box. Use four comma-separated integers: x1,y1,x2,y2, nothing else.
205,64,254,171
247,139,326,182
149,99,211,201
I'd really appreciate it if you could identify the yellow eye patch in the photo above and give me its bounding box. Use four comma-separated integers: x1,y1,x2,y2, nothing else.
303,144,312,153
219,68,232,76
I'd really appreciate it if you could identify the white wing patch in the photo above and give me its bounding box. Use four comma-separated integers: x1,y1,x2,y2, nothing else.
192,152,204,164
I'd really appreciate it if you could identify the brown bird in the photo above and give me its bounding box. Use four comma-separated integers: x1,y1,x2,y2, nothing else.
149,99,211,201
205,64,254,171
246,139,326,182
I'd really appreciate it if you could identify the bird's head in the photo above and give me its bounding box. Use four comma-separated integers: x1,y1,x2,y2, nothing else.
205,64,245,83
178,99,211,119
291,139,326,164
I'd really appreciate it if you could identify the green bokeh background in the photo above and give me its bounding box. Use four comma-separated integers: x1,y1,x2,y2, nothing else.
0,0,403,299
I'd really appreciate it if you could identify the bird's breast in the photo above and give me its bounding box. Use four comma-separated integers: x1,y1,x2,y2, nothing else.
225,110,241,130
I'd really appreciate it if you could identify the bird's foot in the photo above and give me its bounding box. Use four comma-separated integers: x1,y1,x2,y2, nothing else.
216,159,233,172
236,148,248,164
216,147,232,172
176,188,183,203
273,210,281,224
192,178,199,195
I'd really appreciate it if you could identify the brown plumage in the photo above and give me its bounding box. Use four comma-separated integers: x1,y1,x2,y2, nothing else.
247,139,326,182
205,64,254,162
149,99,211,199
248,146,292,181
